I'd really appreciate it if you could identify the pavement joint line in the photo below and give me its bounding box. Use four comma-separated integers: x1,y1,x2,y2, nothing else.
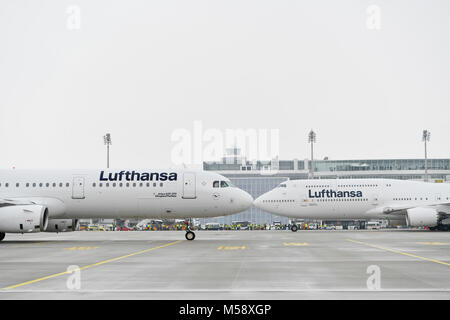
347,239,450,267
2,288,450,293
1,240,182,291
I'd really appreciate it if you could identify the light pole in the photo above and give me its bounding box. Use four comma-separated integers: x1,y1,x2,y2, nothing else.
308,130,316,179
103,133,112,168
422,130,430,182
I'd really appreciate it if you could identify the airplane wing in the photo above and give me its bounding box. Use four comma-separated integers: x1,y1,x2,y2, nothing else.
367,202,450,215
0,197,66,216
0,197,36,207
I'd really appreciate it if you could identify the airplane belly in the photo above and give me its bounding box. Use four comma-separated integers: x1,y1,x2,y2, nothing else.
138,198,163,217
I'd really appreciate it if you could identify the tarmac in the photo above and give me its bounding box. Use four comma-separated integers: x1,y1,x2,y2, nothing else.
1,229,450,299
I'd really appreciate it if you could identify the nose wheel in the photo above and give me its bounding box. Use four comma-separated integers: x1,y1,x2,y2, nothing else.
291,225,298,232
184,219,196,241
185,231,196,241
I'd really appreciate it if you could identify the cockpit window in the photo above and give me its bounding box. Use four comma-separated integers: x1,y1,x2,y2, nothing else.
213,181,220,188
278,183,287,188
220,181,229,188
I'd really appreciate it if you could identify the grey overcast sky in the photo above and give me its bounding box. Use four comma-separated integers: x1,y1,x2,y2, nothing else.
0,0,449,169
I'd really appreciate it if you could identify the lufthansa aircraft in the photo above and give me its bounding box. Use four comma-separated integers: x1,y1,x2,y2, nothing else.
0,169,253,241
254,179,450,231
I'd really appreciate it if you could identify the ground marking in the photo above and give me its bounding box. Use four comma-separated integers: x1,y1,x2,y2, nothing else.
417,242,448,246
217,246,246,250
12,242,47,248
2,240,182,290
284,242,309,246
347,239,450,267
64,246,98,251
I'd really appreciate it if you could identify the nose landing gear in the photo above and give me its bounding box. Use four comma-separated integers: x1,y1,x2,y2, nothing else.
184,220,196,241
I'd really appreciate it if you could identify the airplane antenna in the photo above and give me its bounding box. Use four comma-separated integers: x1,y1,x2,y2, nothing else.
422,130,431,182
308,130,316,179
103,133,112,168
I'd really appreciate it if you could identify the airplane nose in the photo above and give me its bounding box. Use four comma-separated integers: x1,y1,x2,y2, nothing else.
240,190,253,210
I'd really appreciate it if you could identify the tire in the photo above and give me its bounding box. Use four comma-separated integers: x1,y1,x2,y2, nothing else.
0,232,5,242
291,225,298,232
185,231,196,241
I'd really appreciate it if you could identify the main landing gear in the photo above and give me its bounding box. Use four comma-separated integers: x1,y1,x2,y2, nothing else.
0,232,5,242
184,220,196,241
430,224,450,231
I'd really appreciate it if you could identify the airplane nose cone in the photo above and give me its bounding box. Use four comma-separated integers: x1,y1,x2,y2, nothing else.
237,190,253,211
241,191,253,210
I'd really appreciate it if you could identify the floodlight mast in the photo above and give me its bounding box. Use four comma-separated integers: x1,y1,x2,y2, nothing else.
422,130,430,182
308,130,316,179
103,133,112,169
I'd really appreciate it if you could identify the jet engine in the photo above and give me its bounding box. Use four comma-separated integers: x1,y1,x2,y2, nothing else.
406,207,439,227
0,205,49,233
45,219,79,232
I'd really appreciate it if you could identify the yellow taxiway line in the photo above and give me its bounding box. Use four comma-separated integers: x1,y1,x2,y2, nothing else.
347,239,450,267
2,240,182,290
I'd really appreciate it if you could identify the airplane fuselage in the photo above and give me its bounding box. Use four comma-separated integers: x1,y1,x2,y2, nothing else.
254,179,450,221
0,169,253,219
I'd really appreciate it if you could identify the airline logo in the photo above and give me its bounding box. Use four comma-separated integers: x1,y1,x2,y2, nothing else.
100,170,178,182
308,189,363,198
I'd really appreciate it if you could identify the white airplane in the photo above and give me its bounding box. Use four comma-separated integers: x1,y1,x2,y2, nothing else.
0,169,253,241
254,179,450,231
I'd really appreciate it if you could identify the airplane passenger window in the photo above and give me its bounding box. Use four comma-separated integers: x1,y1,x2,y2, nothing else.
220,181,229,188
213,181,220,188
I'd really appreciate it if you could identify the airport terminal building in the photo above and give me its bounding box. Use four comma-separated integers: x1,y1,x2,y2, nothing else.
201,149,450,225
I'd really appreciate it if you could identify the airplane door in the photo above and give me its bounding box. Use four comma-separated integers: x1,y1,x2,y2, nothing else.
182,173,196,199
300,193,308,207
72,177,85,199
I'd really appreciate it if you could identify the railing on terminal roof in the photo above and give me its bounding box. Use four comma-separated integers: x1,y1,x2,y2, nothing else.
204,159,450,172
